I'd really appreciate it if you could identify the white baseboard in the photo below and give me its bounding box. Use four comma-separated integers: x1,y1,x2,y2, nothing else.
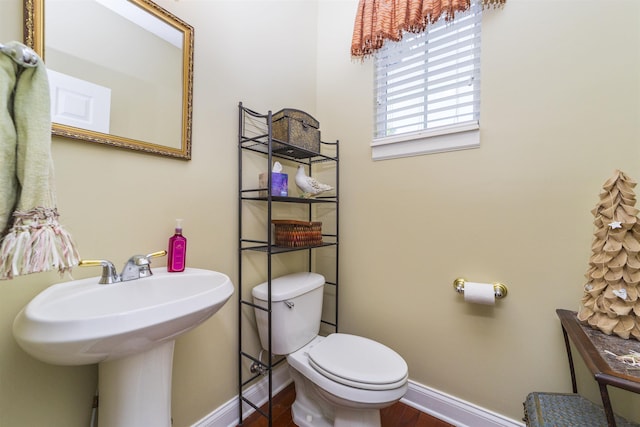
191,366,524,427
402,380,525,427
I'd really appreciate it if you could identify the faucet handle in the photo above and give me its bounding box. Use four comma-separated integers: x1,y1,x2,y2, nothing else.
78,259,120,284
139,250,167,265
127,250,167,280
127,250,167,266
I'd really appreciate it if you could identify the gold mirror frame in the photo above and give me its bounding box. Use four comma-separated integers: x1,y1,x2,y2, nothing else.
23,0,194,160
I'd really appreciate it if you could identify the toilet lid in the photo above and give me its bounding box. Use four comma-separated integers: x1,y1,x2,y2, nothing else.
308,334,408,390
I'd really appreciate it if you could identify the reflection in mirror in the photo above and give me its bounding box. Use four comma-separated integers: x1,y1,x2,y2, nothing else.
24,0,194,159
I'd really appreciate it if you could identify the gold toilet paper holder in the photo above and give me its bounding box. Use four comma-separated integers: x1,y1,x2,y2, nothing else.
453,277,508,300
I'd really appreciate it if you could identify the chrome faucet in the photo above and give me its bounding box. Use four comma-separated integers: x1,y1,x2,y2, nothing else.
79,250,167,284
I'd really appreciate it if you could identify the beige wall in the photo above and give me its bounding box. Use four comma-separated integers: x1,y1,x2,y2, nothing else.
0,1,317,426
1,0,640,426
317,0,640,421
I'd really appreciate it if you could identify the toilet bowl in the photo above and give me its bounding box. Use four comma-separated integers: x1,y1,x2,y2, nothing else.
287,334,408,427
252,272,409,426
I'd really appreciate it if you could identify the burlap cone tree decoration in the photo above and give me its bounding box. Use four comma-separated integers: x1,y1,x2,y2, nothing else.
578,170,640,340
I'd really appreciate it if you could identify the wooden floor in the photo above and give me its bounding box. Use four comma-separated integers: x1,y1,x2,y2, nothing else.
238,383,453,427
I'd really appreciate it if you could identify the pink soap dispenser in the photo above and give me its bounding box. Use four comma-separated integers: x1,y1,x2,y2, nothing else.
167,219,187,272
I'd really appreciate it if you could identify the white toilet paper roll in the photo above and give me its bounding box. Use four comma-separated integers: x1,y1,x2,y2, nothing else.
463,282,495,305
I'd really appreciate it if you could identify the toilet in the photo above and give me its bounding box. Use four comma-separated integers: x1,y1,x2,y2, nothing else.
252,272,408,427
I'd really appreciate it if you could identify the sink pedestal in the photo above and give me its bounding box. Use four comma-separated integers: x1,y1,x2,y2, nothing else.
98,341,175,427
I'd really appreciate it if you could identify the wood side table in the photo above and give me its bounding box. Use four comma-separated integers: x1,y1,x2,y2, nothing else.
557,309,640,427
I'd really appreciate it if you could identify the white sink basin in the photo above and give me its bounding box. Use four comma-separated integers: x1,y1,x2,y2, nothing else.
13,267,234,365
12,267,234,427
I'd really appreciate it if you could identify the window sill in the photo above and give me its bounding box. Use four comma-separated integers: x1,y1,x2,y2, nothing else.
370,122,480,161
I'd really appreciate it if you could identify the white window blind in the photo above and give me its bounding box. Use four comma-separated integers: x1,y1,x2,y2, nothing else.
372,0,482,159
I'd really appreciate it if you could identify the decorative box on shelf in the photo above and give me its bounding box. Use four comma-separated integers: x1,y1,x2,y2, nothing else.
272,108,320,157
272,220,322,247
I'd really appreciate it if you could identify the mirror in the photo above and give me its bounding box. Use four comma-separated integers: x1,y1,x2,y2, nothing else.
23,0,194,159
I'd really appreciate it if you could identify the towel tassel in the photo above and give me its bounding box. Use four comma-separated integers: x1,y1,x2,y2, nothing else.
0,207,80,280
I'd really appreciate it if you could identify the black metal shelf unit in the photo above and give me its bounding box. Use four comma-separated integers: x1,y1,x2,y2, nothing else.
237,102,339,426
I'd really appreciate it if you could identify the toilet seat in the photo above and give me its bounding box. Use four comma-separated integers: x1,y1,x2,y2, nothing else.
307,334,408,391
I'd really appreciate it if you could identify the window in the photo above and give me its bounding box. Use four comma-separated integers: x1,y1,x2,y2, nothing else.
372,0,482,160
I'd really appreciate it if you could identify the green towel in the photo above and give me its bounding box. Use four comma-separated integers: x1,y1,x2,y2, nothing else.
0,41,80,279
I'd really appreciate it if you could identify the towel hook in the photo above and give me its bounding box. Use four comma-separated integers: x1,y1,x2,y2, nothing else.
0,41,39,67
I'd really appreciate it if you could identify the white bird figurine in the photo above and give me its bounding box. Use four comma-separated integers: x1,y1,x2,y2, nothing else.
295,165,333,198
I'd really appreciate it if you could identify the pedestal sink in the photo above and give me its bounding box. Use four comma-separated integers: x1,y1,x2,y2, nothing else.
13,267,234,427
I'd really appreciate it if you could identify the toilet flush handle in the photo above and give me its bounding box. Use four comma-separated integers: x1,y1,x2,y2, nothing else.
284,300,294,309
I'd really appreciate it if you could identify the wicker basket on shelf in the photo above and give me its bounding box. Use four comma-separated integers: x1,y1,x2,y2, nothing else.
272,220,322,247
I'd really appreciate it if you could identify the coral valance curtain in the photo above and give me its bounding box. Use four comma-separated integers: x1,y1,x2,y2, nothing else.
351,0,506,58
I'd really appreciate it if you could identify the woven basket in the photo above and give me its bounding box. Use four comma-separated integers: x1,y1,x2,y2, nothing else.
272,220,322,247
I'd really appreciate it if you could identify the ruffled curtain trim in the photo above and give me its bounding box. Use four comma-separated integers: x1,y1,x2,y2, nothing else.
351,0,506,59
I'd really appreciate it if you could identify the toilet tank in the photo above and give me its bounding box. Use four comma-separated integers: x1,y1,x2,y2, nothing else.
252,272,325,355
